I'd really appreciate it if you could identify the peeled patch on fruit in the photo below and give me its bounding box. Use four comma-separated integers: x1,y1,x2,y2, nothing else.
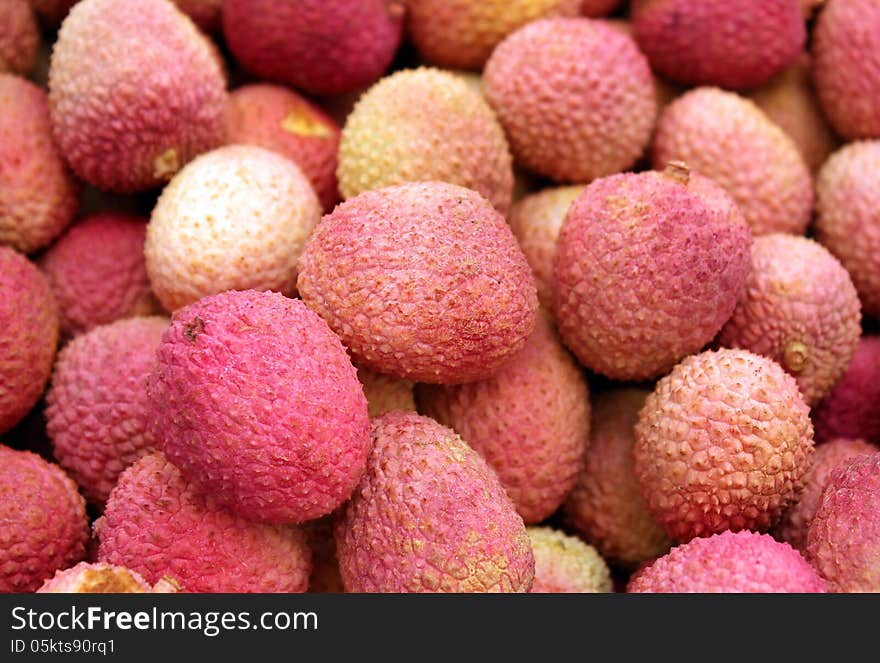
96,452,311,593
0,74,80,254
337,68,514,215
406,0,581,70
48,0,227,192
527,527,611,593
484,18,656,183
226,84,341,212
0,0,38,75
814,141,880,317
0,446,88,593
356,367,416,419
718,234,861,406
635,348,815,542
147,290,371,524
38,562,180,593
653,87,813,236
0,246,60,434
628,531,826,593
418,313,590,524
145,145,322,312
633,0,805,90
554,167,751,380
508,186,584,311
807,452,880,592
223,0,402,96
46,316,169,505
812,337,880,445
775,438,876,552
336,412,534,592
40,213,159,337
297,182,538,384
813,0,880,139
562,389,672,569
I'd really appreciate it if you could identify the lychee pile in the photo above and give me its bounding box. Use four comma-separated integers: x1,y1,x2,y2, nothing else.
2,0,878,595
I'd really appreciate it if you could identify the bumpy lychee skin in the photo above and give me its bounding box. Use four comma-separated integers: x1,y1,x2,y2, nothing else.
484,18,656,183
807,453,880,592
632,0,805,90
405,0,580,70
338,68,514,214
554,167,751,381
417,314,590,524
581,0,622,15
96,452,311,593
508,186,584,311
812,337,880,445
147,290,371,524
528,527,612,593
775,438,876,552
628,531,826,593
653,88,813,236
145,145,322,312
813,0,880,139
0,0,38,75
356,367,416,419
336,412,534,593
0,446,88,593
718,234,861,406
46,316,169,505
226,84,341,212
0,75,80,254
223,0,402,97
814,141,880,317
562,389,672,569
40,213,158,337
747,55,840,173
0,247,59,434
635,349,815,542
48,0,227,192
38,562,179,593
298,182,537,384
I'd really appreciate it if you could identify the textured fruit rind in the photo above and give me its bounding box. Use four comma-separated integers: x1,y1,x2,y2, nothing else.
145,145,322,312
96,452,311,593
406,0,581,70
775,438,876,552
814,141,880,317
653,87,813,236
417,313,590,523
527,527,611,593
633,0,805,89
628,530,826,593
48,0,227,192
0,446,88,593
336,412,535,592
634,349,815,542
813,0,880,139
0,74,80,254
0,247,59,434
717,234,861,406
297,181,538,384
807,452,880,592
812,337,880,445
554,169,751,380
46,316,169,505
0,0,38,75
337,68,513,215
40,213,158,337
147,290,371,524
562,389,672,568
38,562,174,593
356,367,416,419
484,18,656,183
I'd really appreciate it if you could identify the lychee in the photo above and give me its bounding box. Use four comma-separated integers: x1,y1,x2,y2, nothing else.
528,527,611,593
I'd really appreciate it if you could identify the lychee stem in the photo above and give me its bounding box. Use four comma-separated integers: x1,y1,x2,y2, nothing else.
783,340,809,373
663,161,691,186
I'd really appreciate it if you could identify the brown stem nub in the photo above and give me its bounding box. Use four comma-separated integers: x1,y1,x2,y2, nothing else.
783,340,809,373
663,161,690,186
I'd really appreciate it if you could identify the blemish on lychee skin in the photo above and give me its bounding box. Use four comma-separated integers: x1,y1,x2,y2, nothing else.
184,317,205,342
153,148,180,180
